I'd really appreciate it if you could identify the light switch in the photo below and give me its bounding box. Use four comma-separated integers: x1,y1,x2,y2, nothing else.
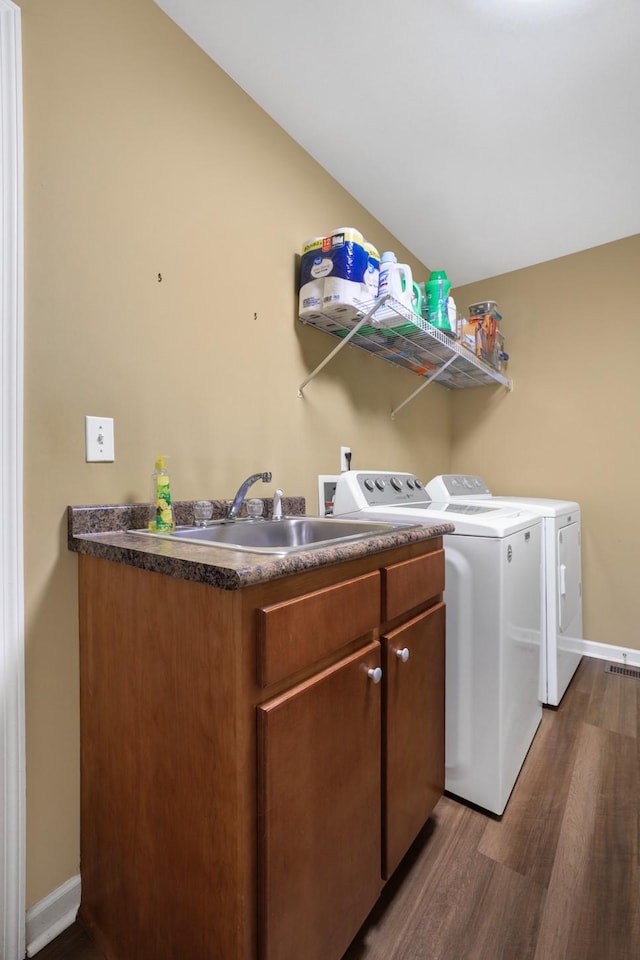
85,416,115,462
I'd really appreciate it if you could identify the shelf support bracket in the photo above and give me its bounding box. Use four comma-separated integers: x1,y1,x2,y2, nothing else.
297,298,388,398
390,355,457,419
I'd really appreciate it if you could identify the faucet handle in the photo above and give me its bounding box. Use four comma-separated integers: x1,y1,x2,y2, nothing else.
246,498,264,518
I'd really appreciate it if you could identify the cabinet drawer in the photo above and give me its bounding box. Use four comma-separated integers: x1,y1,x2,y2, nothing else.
382,549,444,622
257,572,380,687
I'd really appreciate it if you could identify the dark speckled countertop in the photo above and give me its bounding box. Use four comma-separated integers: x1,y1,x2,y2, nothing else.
67,496,454,591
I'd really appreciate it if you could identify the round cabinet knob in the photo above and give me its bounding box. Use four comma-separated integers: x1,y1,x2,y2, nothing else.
367,666,383,684
395,647,410,662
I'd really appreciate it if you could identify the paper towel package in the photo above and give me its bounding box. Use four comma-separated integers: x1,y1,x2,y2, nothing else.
299,228,371,319
298,236,326,320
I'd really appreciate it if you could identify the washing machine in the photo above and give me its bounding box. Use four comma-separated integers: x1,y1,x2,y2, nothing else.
426,475,583,707
332,470,542,816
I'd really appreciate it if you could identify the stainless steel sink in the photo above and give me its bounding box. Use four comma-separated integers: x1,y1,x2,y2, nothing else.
134,516,413,555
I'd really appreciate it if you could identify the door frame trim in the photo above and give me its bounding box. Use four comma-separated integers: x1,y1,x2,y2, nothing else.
0,2,25,958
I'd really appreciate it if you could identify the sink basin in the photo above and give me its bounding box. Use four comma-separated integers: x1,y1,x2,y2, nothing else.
134,516,414,556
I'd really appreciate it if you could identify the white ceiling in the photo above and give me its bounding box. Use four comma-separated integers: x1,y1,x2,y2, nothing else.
153,0,640,285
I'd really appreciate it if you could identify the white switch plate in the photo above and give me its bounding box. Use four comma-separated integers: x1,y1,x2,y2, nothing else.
340,446,351,471
85,416,115,462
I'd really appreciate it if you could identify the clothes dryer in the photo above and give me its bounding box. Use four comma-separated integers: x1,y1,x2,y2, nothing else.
426,475,583,707
332,470,542,816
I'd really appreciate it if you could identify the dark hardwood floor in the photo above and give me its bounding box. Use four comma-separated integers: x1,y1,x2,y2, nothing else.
34,656,640,960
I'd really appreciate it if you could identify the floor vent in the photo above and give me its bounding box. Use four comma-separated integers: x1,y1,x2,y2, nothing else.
604,662,640,680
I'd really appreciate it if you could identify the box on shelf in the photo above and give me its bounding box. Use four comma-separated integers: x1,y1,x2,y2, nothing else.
476,319,506,370
459,317,479,353
457,314,506,371
468,300,502,321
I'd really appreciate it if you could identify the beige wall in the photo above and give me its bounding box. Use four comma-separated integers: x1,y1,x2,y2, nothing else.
453,235,640,654
19,0,639,912
19,0,451,905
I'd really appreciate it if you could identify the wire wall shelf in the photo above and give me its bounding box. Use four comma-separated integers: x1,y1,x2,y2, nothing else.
298,296,512,418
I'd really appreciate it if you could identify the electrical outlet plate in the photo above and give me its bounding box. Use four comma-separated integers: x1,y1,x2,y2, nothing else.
85,415,115,462
340,446,351,472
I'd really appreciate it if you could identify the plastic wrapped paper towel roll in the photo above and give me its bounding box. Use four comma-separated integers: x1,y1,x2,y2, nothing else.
298,228,370,320
298,236,326,321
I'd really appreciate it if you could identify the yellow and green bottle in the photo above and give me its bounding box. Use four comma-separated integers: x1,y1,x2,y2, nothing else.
150,455,175,531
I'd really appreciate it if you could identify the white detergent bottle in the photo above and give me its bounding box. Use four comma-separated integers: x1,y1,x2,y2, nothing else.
378,251,414,311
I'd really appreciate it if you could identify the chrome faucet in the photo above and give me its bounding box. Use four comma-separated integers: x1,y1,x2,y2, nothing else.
227,471,272,520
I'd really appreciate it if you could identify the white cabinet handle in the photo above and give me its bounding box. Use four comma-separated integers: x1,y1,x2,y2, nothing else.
395,647,410,662
367,667,383,684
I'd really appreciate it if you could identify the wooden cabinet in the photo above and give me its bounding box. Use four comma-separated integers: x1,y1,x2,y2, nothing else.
76,537,444,960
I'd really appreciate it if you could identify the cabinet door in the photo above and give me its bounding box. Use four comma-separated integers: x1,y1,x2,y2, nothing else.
382,602,445,879
257,642,382,960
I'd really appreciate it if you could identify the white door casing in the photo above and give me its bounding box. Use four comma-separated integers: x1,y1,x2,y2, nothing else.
0,2,25,958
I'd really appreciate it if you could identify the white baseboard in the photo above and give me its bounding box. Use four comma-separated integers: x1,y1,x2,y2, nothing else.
25,874,80,957
575,638,640,668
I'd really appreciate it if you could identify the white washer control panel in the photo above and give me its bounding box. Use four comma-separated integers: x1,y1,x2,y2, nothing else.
342,471,428,509
335,471,501,513
427,474,493,498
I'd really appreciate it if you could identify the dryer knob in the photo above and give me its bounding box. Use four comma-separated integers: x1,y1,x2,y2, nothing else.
364,479,374,492
390,477,402,491
375,478,386,490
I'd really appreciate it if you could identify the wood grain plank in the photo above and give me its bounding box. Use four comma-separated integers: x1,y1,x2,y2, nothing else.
477,706,581,887
31,922,104,960
583,664,639,738
533,720,640,960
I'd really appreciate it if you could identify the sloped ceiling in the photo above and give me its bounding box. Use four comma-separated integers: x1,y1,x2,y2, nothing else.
153,0,640,285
